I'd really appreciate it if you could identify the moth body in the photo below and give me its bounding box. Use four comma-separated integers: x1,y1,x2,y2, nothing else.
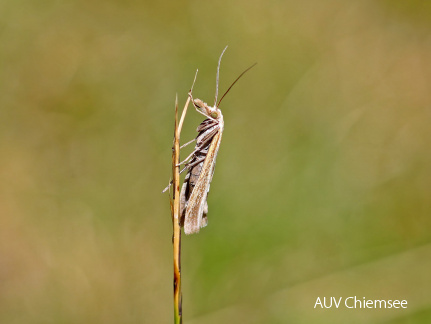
173,46,254,235
180,99,224,234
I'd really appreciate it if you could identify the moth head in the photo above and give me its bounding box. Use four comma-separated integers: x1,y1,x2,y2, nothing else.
193,98,222,120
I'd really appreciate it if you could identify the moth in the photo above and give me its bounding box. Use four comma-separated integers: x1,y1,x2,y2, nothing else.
166,46,256,234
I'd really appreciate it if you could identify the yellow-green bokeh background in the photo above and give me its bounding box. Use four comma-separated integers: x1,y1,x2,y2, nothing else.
1,1,430,323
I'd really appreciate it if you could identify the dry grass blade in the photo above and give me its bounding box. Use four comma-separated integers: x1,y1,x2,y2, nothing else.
170,87,193,324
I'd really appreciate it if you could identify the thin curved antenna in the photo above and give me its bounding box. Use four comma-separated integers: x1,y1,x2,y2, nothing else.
214,46,228,106
191,69,198,92
217,62,257,107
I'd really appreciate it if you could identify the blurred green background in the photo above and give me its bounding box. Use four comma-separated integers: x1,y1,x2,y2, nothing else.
1,0,431,323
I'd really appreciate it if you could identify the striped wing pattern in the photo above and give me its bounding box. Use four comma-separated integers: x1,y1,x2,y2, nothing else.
183,129,223,234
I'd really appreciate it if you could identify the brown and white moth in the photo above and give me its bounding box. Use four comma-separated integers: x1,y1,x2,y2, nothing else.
167,46,256,234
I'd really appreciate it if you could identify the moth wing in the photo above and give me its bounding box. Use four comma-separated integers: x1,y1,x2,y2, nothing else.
183,131,222,234
179,179,188,227
201,200,208,228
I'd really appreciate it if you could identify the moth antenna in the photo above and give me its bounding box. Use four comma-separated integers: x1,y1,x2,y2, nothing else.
214,46,228,106
191,69,198,93
217,62,257,107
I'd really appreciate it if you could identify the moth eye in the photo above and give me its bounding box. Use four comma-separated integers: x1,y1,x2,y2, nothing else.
211,112,218,118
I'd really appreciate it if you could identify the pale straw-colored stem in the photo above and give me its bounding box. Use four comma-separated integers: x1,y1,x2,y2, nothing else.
171,93,192,324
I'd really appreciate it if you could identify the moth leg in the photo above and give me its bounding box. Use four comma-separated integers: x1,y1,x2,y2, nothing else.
162,179,172,193
188,91,194,101
180,138,196,149
178,127,216,167
194,105,211,119
162,164,191,192
162,178,179,193
185,156,205,169
177,149,197,166
178,165,188,175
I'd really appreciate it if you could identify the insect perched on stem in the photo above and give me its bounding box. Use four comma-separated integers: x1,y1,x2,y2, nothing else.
164,46,256,234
